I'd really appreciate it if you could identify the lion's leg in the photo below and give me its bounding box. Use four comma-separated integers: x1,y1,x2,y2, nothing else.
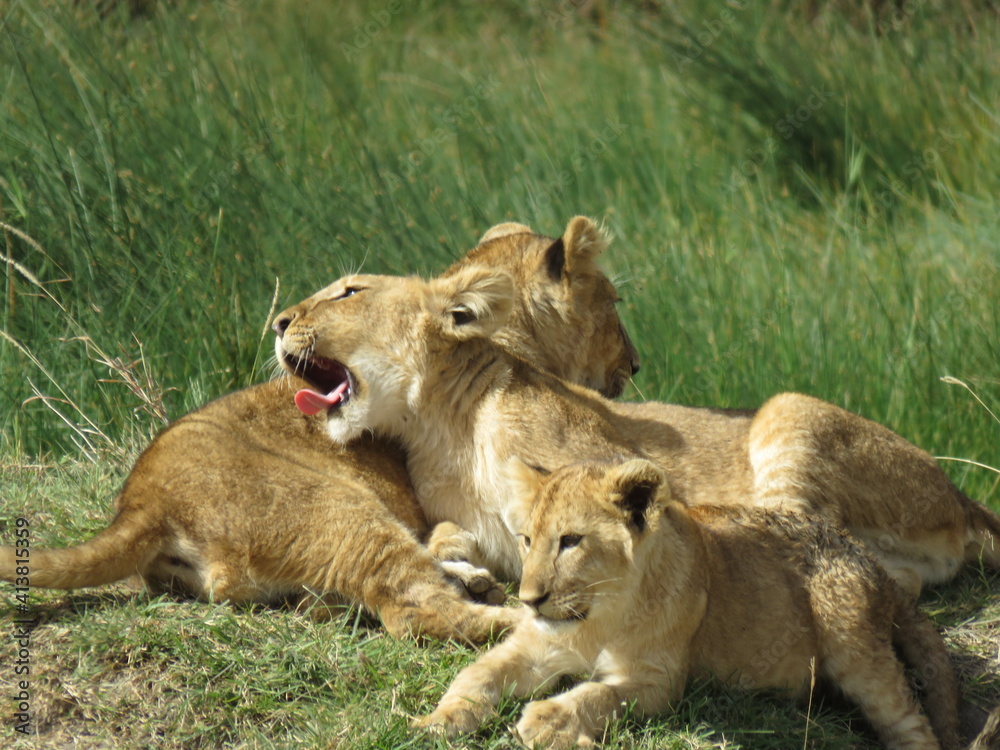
820,643,940,750
293,493,520,644
375,578,522,645
425,520,484,563
515,671,685,749
811,566,945,750
748,392,969,589
413,628,568,737
891,601,961,750
425,521,506,605
515,683,625,749
148,544,260,604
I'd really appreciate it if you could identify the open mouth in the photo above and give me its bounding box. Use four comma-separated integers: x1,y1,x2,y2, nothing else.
282,352,354,416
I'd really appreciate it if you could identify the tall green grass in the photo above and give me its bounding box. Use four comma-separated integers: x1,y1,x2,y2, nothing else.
1,1,997,459
1,1,997,483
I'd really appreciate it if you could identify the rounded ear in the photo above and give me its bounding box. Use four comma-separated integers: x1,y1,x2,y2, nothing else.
502,458,549,534
607,458,668,534
479,222,533,245
430,265,514,341
504,457,549,499
561,216,611,276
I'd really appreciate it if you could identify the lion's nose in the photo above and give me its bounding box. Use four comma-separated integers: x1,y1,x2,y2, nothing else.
272,313,295,338
520,591,550,612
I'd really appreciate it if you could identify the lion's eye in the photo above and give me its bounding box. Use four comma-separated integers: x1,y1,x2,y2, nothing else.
520,535,531,549
559,534,582,550
336,287,362,300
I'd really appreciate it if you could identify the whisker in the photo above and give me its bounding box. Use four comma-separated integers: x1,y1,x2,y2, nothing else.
579,577,622,591
262,353,286,381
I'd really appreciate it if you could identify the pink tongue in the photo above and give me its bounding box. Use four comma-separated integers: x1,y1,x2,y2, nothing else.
294,381,349,416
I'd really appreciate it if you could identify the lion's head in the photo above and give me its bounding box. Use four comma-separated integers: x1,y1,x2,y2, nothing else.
272,265,512,444
272,216,639,443
445,217,640,398
504,458,670,629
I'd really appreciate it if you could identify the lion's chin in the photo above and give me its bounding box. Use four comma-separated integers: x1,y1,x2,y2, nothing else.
531,610,588,636
323,410,367,446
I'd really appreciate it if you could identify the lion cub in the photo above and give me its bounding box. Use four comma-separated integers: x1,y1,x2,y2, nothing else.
1,218,638,644
414,459,961,750
274,266,1000,596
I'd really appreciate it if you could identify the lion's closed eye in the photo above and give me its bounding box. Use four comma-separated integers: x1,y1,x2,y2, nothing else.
335,287,363,300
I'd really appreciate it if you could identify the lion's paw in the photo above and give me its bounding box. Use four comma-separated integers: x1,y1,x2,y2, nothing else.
411,700,488,738
514,699,595,749
439,560,507,605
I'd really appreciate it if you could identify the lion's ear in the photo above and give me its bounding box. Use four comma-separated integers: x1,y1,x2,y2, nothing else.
502,458,549,535
504,458,549,500
479,222,532,245
431,265,514,340
607,458,667,534
559,216,610,277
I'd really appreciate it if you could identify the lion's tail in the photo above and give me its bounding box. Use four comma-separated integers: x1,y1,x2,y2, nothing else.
2,506,162,590
892,598,961,750
966,498,1000,569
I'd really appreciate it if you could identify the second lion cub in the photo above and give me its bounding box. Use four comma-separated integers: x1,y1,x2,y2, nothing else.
415,459,961,750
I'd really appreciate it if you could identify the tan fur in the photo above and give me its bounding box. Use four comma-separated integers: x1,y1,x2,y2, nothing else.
272,263,1000,590
0,218,638,644
414,459,960,750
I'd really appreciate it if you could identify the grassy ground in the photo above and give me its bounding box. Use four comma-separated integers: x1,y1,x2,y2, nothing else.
1,0,999,747
2,453,999,749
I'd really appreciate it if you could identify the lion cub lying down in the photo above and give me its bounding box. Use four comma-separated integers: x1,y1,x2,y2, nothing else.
0,218,638,644
275,266,1000,597
415,459,961,750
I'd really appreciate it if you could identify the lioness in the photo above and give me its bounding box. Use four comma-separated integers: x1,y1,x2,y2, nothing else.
275,267,1000,592
1,218,639,643
414,458,961,750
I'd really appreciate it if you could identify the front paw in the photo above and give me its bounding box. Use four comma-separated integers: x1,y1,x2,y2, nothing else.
515,699,595,749
411,699,490,738
439,560,507,605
